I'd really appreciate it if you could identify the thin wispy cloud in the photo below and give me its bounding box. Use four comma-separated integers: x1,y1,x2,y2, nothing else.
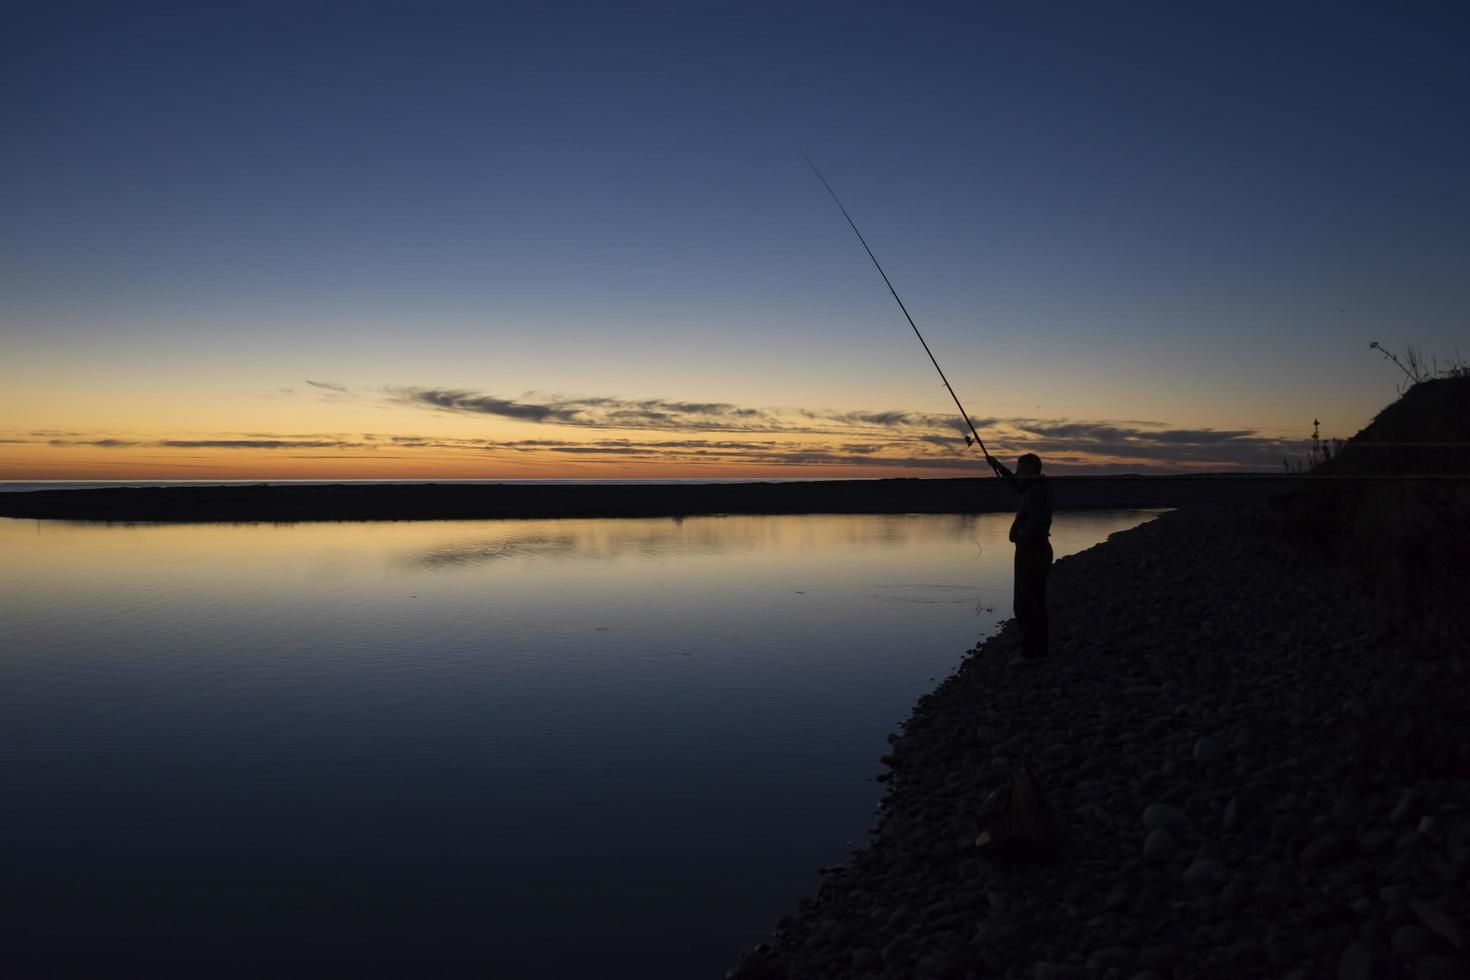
158,439,368,449
41,437,371,450
396,389,587,423
389,385,981,436
47,438,142,448
390,387,789,431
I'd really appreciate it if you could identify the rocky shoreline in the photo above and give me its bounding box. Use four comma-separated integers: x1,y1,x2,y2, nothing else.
729,504,1468,980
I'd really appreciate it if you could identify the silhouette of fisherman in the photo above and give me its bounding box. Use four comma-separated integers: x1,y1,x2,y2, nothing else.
986,452,1053,659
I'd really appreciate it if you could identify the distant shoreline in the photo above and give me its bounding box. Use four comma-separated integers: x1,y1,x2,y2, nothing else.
0,475,1294,523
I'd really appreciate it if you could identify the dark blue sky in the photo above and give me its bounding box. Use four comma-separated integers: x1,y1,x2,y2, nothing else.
3,0,1467,474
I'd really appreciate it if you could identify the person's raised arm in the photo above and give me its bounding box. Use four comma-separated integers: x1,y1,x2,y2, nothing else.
986,453,1019,491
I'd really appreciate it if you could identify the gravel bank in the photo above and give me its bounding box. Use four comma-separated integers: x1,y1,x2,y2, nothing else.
730,505,1469,980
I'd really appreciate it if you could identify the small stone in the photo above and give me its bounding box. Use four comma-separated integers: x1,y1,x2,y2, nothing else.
1333,795,1365,828
937,947,981,976
851,947,880,971
1193,735,1225,766
1336,942,1373,980
881,936,916,965
1302,832,1353,869
727,948,781,980
1033,962,1087,980
1390,789,1423,824
1254,880,1292,906
972,922,1017,948
1142,802,1186,832
1411,898,1466,951
1266,941,1296,968
1137,946,1182,971
1310,924,1357,957
1358,828,1392,856
1144,828,1179,862
1040,742,1069,764
1272,812,1308,840
1222,794,1245,831
1309,902,1357,928
1391,924,1437,958
1103,884,1130,911
1159,782,1191,805
1218,879,1251,912
1415,955,1470,980
1190,893,1219,916
922,898,955,918
1227,940,1265,966
1182,858,1228,892
1387,853,1423,883
1086,947,1135,971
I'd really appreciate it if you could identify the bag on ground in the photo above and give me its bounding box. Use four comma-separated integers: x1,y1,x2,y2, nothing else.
975,761,1058,861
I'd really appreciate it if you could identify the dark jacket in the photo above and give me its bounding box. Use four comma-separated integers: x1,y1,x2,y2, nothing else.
993,463,1053,543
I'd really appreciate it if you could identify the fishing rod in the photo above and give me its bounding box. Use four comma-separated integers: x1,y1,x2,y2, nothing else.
803,153,995,464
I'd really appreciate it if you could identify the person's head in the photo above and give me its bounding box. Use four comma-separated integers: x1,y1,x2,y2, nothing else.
1016,453,1043,479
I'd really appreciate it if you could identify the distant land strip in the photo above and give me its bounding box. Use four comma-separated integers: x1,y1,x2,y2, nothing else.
0,476,1349,523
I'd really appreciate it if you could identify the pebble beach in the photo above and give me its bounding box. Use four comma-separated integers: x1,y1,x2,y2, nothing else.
729,503,1468,980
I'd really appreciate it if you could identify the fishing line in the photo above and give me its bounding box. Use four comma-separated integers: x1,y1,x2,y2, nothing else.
803,153,992,461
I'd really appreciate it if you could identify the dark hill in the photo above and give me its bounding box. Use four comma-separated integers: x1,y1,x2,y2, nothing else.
1316,376,1470,476
1276,376,1470,651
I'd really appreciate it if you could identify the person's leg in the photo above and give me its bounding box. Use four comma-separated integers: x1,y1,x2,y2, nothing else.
1031,541,1053,656
1013,546,1031,650
1011,543,1023,628
1015,543,1041,657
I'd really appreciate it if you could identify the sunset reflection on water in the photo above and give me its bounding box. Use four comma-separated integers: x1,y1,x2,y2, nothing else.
0,510,1159,977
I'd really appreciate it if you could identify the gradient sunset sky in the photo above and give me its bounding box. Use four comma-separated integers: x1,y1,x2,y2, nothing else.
4,1,1466,480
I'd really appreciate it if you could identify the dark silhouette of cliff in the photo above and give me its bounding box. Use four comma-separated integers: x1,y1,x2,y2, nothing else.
1274,376,1470,653
1314,376,1470,477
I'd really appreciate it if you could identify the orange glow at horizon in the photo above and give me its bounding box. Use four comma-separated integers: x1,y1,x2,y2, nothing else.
0,361,1321,479
0,442,971,481
0,432,1294,481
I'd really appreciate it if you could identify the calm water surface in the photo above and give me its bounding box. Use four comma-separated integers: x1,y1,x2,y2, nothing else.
0,511,1157,977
